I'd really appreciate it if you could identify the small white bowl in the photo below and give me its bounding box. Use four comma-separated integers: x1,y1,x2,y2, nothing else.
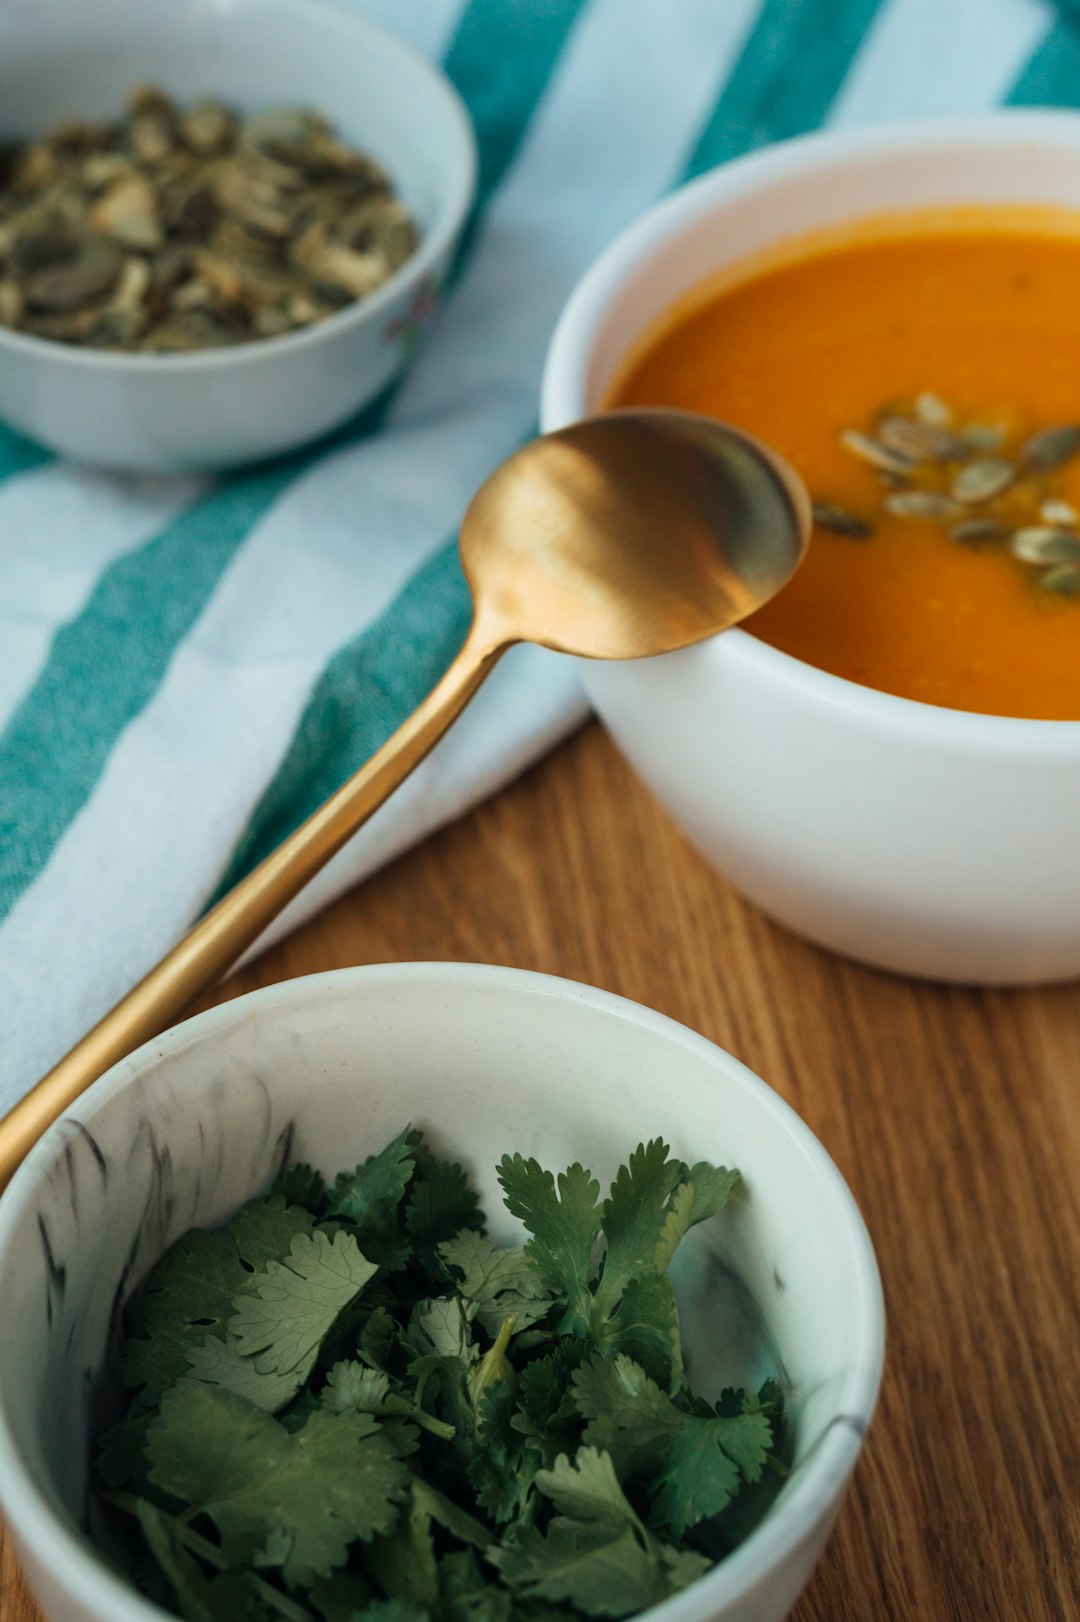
0,963,883,1622
542,111,1080,985
0,0,476,471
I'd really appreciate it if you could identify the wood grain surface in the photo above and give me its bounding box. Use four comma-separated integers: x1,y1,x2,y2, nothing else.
2,722,1078,1621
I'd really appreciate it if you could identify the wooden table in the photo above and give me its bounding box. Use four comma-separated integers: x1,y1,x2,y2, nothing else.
2,722,1078,1621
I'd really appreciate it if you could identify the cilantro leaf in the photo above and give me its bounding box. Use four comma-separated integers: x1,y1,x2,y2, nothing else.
323,1361,448,1449
517,1339,588,1432
358,1306,399,1371
120,1227,250,1404
467,1383,537,1525
596,1270,683,1391
405,1157,484,1274
496,1521,667,1620
272,1162,327,1214
324,1363,394,1415
184,1334,310,1415
496,1448,710,1616
121,1198,316,1405
653,1165,740,1271
534,1445,644,1532
228,1230,377,1385
148,1385,409,1587
594,1141,684,1319
571,1354,681,1480
496,1157,601,1337
649,1421,742,1534
325,1126,420,1269
409,1295,477,1362
495,1451,664,1619
229,1196,318,1271
439,1231,553,1339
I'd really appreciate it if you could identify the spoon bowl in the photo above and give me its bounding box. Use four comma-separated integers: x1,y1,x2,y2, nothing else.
463,409,809,658
0,409,809,1192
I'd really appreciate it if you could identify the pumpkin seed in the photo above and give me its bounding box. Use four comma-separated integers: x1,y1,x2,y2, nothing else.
1040,564,1080,598
179,99,235,157
876,414,967,463
1019,423,1080,474
90,172,162,251
950,456,1016,504
963,422,1007,454
23,237,123,312
883,489,963,521
1039,497,1078,526
1010,527,1080,566
948,518,1011,548
914,391,953,427
811,501,875,539
839,429,916,476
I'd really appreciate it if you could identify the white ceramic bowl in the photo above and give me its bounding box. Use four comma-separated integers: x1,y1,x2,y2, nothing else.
542,112,1080,985
0,963,883,1622
0,0,476,471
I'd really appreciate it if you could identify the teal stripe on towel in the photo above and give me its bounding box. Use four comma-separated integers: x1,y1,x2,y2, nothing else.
684,0,887,176
0,424,53,482
0,454,302,914
0,0,587,922
1008,13,1080,104
445,0,591,206
214,541,470,899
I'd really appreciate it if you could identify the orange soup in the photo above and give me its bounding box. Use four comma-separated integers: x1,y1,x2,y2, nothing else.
608,212,1080,719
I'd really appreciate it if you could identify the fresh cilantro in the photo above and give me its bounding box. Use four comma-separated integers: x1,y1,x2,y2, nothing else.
148,1385,409,1586
95,1129,780,1622
439,1230,553,1338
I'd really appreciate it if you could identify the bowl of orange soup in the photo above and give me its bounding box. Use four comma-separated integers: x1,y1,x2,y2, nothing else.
542,112,1080,985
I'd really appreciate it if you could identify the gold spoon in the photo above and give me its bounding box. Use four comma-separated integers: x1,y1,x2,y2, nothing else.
0,408,809,1193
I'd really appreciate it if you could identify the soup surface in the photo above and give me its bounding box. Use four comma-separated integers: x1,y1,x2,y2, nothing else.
608,212,1080,719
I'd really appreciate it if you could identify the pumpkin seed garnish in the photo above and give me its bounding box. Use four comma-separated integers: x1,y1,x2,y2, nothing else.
951,456,1016,505
914,391,953,428
1010,527,1080,566
883,489,963,521
1039,497,1079,526
839,429,916,477
963,422,1007,454
876,413,967,463
1040,564,1080,598
0,85,419,352
823,394,1080,603
1018,423,1080,474
812,501,874,539
948,518,1011,548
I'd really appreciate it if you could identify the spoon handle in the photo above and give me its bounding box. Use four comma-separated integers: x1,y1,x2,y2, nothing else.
0,620,506,1194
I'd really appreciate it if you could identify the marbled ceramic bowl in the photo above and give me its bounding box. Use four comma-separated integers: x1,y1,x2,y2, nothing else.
0,964,883,1622
0,0,476,470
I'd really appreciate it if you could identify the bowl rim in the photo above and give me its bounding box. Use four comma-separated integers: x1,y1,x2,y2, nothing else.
541,106,1080,742
0,0,478,374
0,961,885,1622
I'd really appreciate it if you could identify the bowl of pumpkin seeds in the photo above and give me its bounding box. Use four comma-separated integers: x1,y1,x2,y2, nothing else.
0,0,476,470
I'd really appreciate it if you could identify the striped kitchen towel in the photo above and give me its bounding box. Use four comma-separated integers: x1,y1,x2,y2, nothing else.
0,0,1071,1107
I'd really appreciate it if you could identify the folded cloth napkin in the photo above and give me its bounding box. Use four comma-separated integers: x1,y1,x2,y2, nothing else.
0,0,1070,1107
